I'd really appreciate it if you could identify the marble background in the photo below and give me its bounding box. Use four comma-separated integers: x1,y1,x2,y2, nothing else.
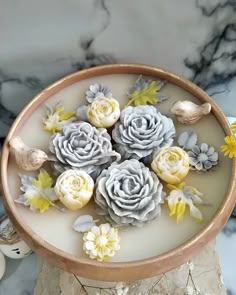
0,0,235,294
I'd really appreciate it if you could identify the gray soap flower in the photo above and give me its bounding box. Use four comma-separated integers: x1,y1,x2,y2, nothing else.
188,143,218,171
49,121,121,178
95,159,164,227
112,105,176,161
86,83,112,103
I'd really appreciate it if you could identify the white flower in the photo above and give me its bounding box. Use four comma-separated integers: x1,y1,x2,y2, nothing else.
166,183,204,223
54,170,94,210
83,223,120,262
151,146,190,184
87,96,120,128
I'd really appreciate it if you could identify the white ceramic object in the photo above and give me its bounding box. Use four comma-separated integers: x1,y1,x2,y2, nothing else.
0,216,32,281
0,240,32,259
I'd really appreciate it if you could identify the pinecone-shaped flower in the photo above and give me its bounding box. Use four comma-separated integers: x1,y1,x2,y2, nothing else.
112,105,175,161
95,159,164,227
49,121,120,178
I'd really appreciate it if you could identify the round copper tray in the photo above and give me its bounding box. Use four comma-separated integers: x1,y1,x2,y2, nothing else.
1,64,236,281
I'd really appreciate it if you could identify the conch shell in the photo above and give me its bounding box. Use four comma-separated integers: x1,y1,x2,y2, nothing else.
9,136,48,171
170,100,211,125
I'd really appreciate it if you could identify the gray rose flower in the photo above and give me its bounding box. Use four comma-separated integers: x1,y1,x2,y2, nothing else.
86,83,112,103
188,143,218,171
112,105,176,161
95,159,164,227
49,121,121,178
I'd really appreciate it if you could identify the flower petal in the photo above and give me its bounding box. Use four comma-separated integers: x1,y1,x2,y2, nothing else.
189,203,203,222
200,143,208,153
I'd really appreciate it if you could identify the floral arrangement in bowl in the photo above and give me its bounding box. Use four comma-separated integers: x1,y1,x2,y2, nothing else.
9,75,234,263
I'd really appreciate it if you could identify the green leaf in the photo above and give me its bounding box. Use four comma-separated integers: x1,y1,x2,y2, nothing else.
27,195,51,213
59,111,75,121
32,169,53,189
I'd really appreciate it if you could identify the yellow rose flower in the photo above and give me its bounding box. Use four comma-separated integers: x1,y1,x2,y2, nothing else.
151,146,190,184
54,170,94,210
87,96,120,128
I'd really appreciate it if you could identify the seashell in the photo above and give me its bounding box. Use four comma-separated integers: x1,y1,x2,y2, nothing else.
170,100,211,125
9,136,48,171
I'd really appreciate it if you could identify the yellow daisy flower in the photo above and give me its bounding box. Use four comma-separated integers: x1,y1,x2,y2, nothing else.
231,121,236,134
220,135,236,158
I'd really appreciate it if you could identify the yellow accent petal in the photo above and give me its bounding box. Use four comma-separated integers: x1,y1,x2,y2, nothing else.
195,217,203,223
167,182,186,191
27,196,51,213
168,202,177,216
220,135,236,158
54,105,64,114
59,112,75,121
176,201,186,223
32,169,53,189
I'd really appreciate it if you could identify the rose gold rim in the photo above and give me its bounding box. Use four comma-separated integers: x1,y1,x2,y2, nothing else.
1,64,236,281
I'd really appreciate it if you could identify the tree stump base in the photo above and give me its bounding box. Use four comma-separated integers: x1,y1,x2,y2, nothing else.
34,240,226,295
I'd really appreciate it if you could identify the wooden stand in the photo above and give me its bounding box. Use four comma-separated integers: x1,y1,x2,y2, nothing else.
34,241,226,295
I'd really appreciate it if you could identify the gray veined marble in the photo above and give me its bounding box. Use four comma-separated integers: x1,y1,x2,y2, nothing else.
0,0,236,293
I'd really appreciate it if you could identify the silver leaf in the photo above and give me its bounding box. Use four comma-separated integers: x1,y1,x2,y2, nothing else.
72,215,97,233
76,105,88,122
156,92,169,102
177,131,198,150
14,195,27,205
